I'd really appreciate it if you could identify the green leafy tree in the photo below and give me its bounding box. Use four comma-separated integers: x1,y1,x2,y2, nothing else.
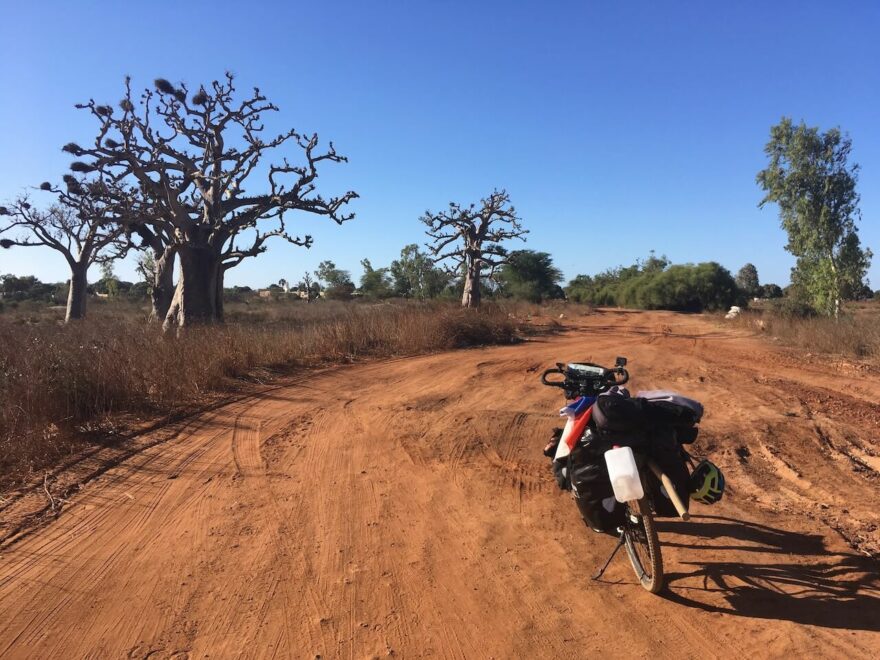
98,261,120,297
389,244,451,299
760,283,784,299
359,259,394,299
565,252,667,305
757,117,872,318
565,257,737,311
635,262,739,311
497,250,563,302
640,251,670,274
0,274,40,296
735,263,760,298
316,260,355,300
565,274,595,304
0,274,59,302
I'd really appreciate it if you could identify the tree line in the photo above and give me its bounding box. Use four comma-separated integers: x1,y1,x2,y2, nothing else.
10,244,871,316
0,75,532,324
0,72,872,323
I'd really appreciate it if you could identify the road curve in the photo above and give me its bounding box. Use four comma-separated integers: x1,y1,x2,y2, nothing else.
1,310,878,658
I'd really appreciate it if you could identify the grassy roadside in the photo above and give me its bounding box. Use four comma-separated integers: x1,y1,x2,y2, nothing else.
726,301,880,360
1,301,537,490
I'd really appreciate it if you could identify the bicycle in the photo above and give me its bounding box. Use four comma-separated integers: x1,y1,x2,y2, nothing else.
541,358,691,594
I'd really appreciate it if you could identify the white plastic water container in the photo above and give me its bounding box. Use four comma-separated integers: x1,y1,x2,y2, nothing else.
604,446,644,503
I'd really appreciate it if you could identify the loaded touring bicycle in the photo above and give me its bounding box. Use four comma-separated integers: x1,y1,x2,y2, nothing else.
541,357,724,593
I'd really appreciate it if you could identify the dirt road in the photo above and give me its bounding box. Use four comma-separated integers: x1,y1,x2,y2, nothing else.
1,310,878,658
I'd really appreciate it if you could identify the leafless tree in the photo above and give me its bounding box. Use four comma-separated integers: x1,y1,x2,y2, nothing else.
129,223,176,321
299,271,316,303
68,73,357,328
422,189,527,307
0,176,133,321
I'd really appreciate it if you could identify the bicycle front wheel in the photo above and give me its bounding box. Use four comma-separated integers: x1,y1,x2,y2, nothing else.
623,501,664,593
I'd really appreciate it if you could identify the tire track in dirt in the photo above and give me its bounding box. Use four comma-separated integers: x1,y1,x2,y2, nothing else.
1,310,878,657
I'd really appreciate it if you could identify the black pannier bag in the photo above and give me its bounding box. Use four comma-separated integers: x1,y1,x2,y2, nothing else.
552,388,703,526
589,388,698,518
567,431,625,532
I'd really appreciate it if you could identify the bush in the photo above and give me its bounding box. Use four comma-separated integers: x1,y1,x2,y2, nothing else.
761,283,784,299
769,297,817,318
496,250,564,303
567,260,740,312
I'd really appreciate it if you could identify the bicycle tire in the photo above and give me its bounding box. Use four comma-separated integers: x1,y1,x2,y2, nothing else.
623,501,664,593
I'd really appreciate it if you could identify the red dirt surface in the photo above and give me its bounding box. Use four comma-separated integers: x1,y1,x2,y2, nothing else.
1,310,878,658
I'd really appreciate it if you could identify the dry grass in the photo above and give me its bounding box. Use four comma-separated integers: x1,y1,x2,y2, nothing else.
732,302,880,359
0,301,518,487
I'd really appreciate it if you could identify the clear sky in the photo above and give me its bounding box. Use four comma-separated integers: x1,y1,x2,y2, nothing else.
1,0,878,289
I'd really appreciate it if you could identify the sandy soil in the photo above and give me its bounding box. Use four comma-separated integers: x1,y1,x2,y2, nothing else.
1,309,878,659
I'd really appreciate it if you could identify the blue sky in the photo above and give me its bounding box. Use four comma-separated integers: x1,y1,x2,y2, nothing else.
1,0,878,289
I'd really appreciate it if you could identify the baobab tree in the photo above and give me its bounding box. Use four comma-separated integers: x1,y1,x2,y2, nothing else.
68,73,357,328
129,223,176,321
422,189,527,307
0,175,134,321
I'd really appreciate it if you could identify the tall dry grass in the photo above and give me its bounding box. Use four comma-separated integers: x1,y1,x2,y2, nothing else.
733,304,880,359
0,302,517,487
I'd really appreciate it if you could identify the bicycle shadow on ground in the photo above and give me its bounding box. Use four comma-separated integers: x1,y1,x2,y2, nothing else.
654,514,880,631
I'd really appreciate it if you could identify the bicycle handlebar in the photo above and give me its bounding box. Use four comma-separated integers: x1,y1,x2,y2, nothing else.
541,364,568,388
540,360,629,397
612,367,630,386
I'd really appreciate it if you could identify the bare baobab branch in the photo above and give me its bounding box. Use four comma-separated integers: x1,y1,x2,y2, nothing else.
422,189,527,308
0,174,135,321
68,74,358,328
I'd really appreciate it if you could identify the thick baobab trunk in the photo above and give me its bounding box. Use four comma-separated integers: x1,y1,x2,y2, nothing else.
150,247,176,322
163,245,222,330
65,261,89,322
215,265,226,323
461,262,481,308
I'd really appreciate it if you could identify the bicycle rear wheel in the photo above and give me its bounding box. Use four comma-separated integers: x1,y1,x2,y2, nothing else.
623,501,664,593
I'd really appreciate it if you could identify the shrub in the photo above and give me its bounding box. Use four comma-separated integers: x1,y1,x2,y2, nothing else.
567,260,740,312
769,297,817,318
761,283,784,299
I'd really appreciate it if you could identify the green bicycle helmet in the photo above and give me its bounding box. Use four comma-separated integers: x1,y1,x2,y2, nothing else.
690,459,725,504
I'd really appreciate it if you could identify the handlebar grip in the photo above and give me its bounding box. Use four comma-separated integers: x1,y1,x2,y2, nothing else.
541,368,566,388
